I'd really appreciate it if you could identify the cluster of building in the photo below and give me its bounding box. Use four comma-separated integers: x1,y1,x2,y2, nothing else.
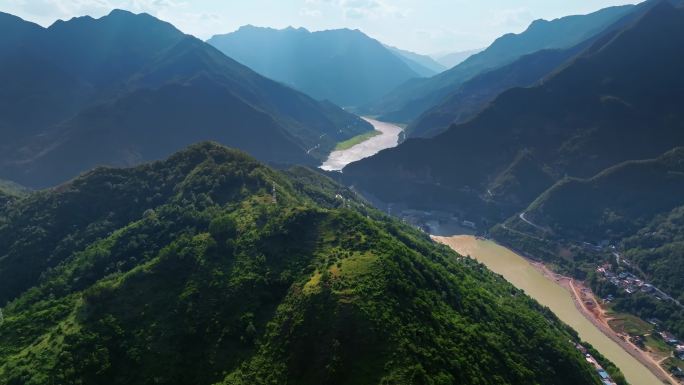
675,344,684,361
659,331,681,346
596,264,684,374
574,342,618,385
596,264,672,300
658,331,684,362
673,367,684,379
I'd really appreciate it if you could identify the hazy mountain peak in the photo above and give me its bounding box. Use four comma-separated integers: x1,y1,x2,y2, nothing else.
107,8,139,18
233,24,309,34
528,18,550,28
0,11,36,25
0,10,43,40
368,3,635,123
0,8,372,188
284,25,309,32
208,24,420,106
236,24,276,32
47,8,181,36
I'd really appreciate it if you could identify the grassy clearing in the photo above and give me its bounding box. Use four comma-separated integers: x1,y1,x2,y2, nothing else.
661,357,684,373
337,253,375,279
303,272,322,295
644,335,673,356
607,311,653,335
0,179,30,197
334,130,381,151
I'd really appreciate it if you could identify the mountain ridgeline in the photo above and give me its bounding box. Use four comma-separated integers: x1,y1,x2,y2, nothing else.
0,143,609,385
345,1,684,218
517,148,684,243
405,46,586,138
207,26,428,107
0,10,372,189
407,0,673,139
365,4,635,124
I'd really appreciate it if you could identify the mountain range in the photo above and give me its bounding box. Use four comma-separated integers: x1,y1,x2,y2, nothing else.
0,10,372,189
0,142,611,385
345,1,684,219
406,0,657,139
405,46,586,138
517,148,684,242
207,26,430,107
365,4,635,124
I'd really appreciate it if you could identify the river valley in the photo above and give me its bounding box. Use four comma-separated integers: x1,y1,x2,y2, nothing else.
434,235,666,385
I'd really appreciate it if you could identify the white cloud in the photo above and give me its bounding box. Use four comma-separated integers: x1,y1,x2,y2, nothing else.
303,0,409,20
6,0,106,20
299,6,322,17
2,0,228,39
3,0,185,23
487,7,534,29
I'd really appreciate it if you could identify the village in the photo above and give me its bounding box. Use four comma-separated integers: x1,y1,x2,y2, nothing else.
595,263,684,380
388,206,684,385
596,263,674,301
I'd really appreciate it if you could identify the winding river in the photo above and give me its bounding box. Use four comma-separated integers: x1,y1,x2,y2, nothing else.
320,117,402,171
434,235,664,385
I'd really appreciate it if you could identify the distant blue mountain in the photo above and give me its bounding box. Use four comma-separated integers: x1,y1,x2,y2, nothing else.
367,4,635,123
345,1,684,217
207,26,422,107
0,10,371,188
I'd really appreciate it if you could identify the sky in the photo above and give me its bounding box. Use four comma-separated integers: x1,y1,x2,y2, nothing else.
1,0,639,55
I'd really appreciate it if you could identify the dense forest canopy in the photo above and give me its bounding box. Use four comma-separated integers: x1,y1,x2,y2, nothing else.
0,143,605,385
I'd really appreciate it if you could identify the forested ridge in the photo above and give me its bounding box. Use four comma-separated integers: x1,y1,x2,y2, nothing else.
0,143,605,385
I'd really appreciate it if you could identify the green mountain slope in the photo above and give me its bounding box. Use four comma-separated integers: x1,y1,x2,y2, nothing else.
407,0,675,140
367,4,634,123
345,1,684,222
0,179,28,197
405,46,584,139
509,148,684,240
623,206,684,303
0,143,606,385
0,179,28,208
0,10,371,189
500,147,684,280
207,26,420,107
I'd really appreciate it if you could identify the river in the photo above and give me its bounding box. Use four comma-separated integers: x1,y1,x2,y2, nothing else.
320,117,402,171
434,235,664,385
